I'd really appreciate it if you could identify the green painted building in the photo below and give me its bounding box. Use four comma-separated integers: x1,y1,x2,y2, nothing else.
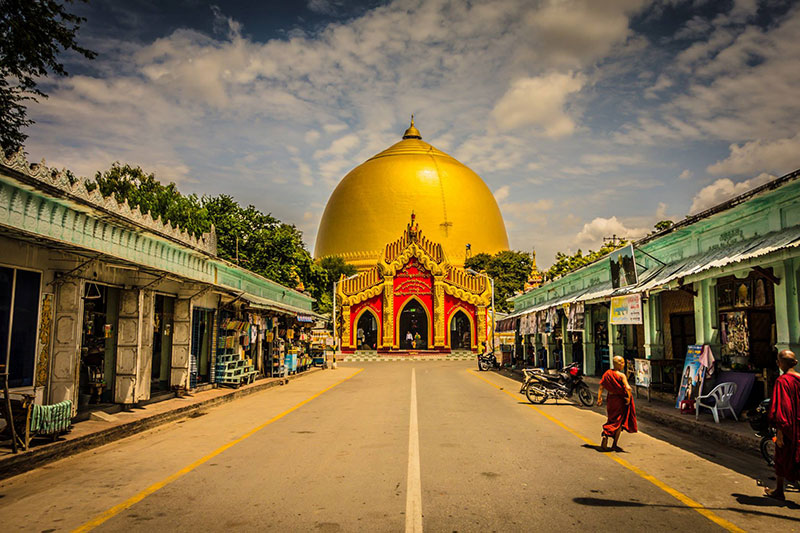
0,150,316,414
507,169,800,397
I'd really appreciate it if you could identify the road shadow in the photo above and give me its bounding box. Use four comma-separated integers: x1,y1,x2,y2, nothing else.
574,495,800,521
581,443,628,454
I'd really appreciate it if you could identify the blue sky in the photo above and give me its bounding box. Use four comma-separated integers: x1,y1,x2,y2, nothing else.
24,0,800,267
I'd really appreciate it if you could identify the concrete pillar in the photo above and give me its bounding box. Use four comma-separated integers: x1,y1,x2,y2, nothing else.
643,293,664,360
170,298,191,390
50,279,83,414
561,314,572,365
115,289,143,404
693,278,720,353
609,306,624,359
136,290,154,402
774,258,800,355
583,305,596,376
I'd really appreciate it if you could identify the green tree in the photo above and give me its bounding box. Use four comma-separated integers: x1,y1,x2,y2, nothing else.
466,250,532,313
1,0,96,152
545,241,627,281
310,256,357,315
653,220,674,233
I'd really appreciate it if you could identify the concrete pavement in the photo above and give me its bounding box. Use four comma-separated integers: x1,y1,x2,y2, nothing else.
0,361,796,532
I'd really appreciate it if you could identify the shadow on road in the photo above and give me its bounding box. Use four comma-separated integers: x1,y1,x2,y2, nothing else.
574,495,800,521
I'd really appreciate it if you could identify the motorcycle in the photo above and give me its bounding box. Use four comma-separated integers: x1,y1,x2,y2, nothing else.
477,351,500,371
749,398,775,467
520,362,594,407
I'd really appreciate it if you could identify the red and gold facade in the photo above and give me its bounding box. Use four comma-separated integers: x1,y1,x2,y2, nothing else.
336,216,491,353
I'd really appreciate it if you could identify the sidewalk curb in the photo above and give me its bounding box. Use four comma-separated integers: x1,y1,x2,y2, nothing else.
493,368,761,454
0,368,321,481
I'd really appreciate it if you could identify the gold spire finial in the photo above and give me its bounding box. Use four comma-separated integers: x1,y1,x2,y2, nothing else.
403,115,421,140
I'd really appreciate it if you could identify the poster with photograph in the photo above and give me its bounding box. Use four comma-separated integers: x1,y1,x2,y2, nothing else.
609,244,638,289
634,358,651,388
675,345,705,408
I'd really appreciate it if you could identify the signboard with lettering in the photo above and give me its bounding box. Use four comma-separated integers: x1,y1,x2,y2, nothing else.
610,294,643,324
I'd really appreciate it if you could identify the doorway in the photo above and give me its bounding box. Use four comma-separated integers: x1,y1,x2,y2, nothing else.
356,310,378,350
399,301,428,350
151,295,175,392
190,307,214,388
450,310,472,350
79,283,119,408
670,313,696,361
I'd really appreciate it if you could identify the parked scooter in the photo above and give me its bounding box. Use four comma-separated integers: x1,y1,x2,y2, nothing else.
520,362,594,406
749,398,775,467
477,351,500,371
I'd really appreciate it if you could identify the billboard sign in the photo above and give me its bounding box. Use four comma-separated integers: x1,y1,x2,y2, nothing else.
609,244,638,289
610,294,643,324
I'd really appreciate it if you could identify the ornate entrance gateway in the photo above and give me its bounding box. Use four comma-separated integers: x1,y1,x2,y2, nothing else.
336,214,491,354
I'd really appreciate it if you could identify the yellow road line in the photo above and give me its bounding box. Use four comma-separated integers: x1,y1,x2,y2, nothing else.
468,370,745,533
72,369,364,533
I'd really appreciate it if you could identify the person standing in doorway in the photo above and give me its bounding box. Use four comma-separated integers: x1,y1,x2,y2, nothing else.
405,330,413,349
596,356,637,451
765,350,800,500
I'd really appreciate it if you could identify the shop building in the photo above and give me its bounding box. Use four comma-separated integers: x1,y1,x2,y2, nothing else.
0,151,317,417
335,214,493,353
505,168,800,401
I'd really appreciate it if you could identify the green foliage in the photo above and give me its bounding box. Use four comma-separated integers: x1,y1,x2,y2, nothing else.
653,220,674,233
466,250,532,313
545,241,628,281
1,0,96,152
93,163,210,236
88,162,352,314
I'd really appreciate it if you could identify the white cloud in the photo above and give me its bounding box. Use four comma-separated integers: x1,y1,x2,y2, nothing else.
707,134,800,177
494,185,510,202
574,216,648,248
304,130,321,144
313,134,360,160
490,72,585,137
688,172,775,214
307,0,343,15
678,169,693,180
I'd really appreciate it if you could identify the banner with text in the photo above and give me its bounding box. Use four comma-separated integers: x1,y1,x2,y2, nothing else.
610,294,643,324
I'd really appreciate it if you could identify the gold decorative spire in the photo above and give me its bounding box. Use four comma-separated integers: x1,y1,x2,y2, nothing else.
402,115,422,140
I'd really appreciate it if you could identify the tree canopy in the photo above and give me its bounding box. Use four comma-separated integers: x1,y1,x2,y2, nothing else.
1,0,96,152
465,250,532,313
87,162,349,314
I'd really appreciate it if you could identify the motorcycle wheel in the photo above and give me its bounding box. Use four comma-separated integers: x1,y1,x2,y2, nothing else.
761,436,775,467
577,385,594,407
479,360,490,371
526,385,547,404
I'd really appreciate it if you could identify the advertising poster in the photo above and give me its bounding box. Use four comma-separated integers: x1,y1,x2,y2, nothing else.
634,358,651,388
675,345,704,408
609,244,638,289
610,294,643,324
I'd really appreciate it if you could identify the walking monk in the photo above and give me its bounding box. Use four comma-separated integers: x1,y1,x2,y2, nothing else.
596,356,637,451
765,350,800,500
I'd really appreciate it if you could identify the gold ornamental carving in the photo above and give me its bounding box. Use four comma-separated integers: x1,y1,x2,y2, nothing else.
433,278,445,347
342,305,352,349
383,277,395,348
477,305,487,346
35,293,54,388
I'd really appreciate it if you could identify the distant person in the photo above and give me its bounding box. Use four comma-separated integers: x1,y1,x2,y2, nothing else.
357,326,365,348
765,350,800,500
596,356,637,451
405,330,413,349
413,331,421,349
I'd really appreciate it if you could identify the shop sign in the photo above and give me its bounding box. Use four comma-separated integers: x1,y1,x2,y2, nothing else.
610,294,642,324
634,358,651,388
609,244,638,289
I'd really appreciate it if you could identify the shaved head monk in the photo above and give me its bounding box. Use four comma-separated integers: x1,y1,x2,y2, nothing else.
766,350,800,500
596,356,637,451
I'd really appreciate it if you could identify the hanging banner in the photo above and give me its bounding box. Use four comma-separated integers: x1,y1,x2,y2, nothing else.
567,301,585,331
610,294,643,324
609,244,638,289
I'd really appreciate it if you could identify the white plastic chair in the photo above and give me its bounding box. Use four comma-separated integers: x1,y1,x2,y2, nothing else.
695,382,738,423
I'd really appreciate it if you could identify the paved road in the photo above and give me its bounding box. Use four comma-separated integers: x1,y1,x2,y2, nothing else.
0,361,797,532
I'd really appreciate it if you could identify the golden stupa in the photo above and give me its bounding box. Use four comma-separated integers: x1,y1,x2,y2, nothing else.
314,119,509,270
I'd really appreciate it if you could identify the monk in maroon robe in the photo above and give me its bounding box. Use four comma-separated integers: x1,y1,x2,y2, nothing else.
766,350,800,500
596,356,637,451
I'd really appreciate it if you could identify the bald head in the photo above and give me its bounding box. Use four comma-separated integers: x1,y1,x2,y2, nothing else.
778,350,797,371
612,356,625,371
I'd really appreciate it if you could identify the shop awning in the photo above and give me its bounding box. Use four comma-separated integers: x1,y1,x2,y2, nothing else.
631,225,800,293
242,294,320,318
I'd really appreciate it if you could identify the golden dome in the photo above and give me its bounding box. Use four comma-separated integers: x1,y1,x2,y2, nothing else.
314,120,509,269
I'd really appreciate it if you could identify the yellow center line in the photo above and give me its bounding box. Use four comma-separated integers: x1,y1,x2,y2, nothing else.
72,368,364,533
468,369,745,533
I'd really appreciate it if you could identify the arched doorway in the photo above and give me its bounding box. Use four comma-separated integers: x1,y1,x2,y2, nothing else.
355,310,378,350
450,310,472,350
399,300,429,350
